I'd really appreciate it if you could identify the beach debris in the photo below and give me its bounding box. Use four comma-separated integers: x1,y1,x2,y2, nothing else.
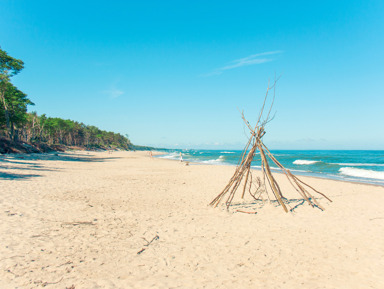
34,277,64,287
60,221,95,228
236,210,258,214
137,234,160,255
143,234,159,246
369,217,384,221
137,248,146,255
210,78,332,212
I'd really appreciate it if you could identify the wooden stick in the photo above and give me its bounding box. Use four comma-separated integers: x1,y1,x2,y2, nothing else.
209,79,330,213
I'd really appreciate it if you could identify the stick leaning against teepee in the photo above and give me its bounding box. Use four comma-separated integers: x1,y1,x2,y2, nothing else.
209,79,332,213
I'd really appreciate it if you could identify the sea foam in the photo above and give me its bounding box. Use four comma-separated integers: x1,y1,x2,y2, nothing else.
336,163,384,167
201,155,226,165
339,167,384,180
293,160,320,165
158,152,179,160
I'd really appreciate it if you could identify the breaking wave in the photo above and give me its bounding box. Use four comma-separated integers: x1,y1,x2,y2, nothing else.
339,167,384,180
293,160,320,165
336,163,384,167
201,155,226,165
158,152,179,160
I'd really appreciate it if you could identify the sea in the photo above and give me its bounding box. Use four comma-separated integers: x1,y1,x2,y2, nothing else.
158,150,384,186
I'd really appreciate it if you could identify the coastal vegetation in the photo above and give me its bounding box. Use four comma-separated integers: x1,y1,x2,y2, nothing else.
0,47,133,153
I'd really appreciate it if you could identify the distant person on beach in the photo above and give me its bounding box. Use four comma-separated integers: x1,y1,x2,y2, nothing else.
149,151,153,158
180,152,183,162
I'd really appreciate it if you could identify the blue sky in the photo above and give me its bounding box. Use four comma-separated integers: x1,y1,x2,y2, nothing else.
1,0,383,149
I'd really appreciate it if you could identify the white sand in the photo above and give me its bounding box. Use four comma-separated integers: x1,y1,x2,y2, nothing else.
1,151,384,288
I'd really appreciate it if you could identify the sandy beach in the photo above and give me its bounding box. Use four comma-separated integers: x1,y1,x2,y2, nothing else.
1,151,384,289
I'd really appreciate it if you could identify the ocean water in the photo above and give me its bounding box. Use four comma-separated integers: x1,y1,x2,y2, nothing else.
158,149,384,186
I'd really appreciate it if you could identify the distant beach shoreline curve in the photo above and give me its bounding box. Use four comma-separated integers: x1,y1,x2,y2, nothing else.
158,149,384,186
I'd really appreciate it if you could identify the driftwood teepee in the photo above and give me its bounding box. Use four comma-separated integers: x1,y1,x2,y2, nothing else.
210,80,332,212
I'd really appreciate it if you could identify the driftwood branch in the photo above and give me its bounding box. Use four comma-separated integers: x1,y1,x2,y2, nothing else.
137,235,160,255
209,79,331,213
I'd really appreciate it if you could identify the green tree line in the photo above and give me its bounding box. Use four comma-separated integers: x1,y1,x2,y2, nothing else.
0,47,132,150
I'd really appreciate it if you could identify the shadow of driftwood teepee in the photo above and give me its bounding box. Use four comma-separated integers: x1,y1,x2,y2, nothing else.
210,79,332,213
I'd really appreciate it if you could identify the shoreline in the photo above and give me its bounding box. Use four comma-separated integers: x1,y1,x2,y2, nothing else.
156,153,384,188
3,148,383,188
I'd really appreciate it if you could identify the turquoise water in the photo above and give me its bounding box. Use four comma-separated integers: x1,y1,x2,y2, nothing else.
158,150,384,186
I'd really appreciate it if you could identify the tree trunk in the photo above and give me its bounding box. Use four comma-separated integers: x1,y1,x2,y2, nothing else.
13,128,19,142
0,88,12,139
10,121,15,141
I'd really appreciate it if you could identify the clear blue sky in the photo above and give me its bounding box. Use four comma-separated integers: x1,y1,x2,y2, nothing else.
1,0,383,149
